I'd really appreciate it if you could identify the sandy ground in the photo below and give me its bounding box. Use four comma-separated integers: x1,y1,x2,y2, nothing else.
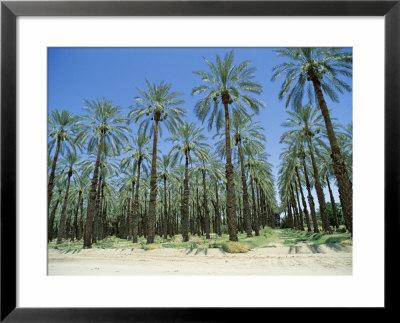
48,243,352,275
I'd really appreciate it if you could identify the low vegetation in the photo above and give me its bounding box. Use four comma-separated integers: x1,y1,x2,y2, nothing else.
49,227,351,253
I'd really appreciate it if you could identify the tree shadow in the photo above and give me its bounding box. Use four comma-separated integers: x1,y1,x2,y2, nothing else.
324,243,346,251
308,244,325,254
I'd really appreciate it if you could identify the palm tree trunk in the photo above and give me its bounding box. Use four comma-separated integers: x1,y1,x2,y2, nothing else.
143,191,148,238
326,175,339,228
79,197,84,240
306,137,332,234
57,169,73,244
83,134,104,248
301,154,319,233
255,180,262,228
222,99,238,241
250,174,260,236
295,167,312,232
163,176,168,240
287,204,293,228
72,190,82,241
237,142,252,237
293,180,305,231
202,168,211,239
48,189,62,242
130,179,136,241
132,158,142,243
147,119,159,244
48,137,61,212
93,172,103,243
215,182,222,237
182,150,190,242
309,69,352,233
290,185,299,229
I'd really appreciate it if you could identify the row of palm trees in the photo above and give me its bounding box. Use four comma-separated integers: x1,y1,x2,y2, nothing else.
278,104,352,233
48,48,353,248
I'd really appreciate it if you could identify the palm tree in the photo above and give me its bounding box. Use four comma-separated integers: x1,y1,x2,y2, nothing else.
281,104,332,233
56,150,81,244
245,149,272,236
168,122,209,241
272,47,352,233
121,133,151,242
208,155,225,237
194,153,213,239
48,109,79,212
318,143,340,229
160,154,173,239
232,112,265,237
192,50,265,241
129,80,185,244
76,98,129,248
48,176,63,242
70,174,89,241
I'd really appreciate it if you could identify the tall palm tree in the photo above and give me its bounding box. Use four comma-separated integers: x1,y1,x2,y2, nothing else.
272,47,352,233
168,122,209,241
48,109,79,212
194,153,213,239
245,149,272,235
48,176,63,242
215,111,265,237
192,50,265,241
160,154,173,239
232,112,265,237
208,155,225,237
129,80,185,244
281,104,332,233
121,133,151,242
76,98,129,248
56,150,81,244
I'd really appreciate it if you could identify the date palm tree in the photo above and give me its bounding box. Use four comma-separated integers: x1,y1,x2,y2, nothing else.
121,133,151,242
272,47,352,233
56,150,81,244
160,154,173,239
168,122,209,241
281,104,332,233
76,98,129,248
192,50,265,241
129,80,185,244
48,109,79,212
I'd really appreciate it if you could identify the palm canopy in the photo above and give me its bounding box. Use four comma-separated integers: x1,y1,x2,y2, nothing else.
272,47,352,109
76,98,129,155
128,80,186,136
192,50,265,131
120,133,151,174
168,122,210,166
280,104,325,145
215,111,266,158
58,150,82,177
48,109,79,156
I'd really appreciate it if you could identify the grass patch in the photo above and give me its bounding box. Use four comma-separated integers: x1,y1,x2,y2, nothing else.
48,228,351,251
221,242,250,253
143,244,161,251
280,229,351,246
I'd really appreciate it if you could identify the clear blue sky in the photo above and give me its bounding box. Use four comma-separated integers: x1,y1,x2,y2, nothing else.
48,47,352,205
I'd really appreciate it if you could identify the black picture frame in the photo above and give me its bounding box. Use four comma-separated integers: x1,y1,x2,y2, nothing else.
1,1,398,321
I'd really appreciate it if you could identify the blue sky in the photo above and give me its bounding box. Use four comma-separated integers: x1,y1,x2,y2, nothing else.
48,47,352,205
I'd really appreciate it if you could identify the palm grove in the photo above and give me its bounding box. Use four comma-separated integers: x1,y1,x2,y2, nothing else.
48,48,353,249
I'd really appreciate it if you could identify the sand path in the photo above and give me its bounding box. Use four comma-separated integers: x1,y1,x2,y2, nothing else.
48,243,352,275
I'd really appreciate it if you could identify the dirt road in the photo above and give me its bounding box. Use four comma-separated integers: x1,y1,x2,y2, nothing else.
48,243,352,275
